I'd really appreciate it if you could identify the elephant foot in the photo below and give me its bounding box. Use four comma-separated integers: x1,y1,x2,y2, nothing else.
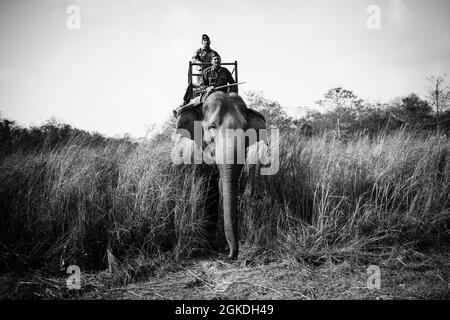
228,249,238,260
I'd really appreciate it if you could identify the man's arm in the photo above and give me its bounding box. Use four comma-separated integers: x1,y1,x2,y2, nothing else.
191,49,201,63
201,68,210,90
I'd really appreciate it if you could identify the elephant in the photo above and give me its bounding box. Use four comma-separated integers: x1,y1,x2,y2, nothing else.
173,91,266,259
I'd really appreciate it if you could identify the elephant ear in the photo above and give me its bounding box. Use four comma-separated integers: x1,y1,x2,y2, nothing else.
173,102,203,141
227,93,267,145
245,108,268,165
246,108,267,144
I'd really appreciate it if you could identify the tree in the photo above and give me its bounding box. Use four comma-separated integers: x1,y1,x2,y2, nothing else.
400,93,433,127
440,109,450,133
244,91,293,129
426,74,450,132
315,87,361,138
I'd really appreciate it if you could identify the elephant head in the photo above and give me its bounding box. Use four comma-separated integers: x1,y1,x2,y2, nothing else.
173,91,266,259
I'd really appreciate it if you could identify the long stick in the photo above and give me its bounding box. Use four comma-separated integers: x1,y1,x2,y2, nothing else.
199,82,246,93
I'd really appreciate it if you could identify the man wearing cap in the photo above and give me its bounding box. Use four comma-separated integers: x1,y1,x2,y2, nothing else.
191,34,219,68
202,52,237,95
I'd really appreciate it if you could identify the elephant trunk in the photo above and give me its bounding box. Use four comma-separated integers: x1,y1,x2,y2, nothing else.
220,163,243,259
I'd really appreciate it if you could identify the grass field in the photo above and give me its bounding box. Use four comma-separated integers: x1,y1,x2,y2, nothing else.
1,128,449,299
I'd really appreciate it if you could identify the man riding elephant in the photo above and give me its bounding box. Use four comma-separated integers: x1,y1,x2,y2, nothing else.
191,34,219,69
181,34,220,106
175,53,238,117
201,53,237,95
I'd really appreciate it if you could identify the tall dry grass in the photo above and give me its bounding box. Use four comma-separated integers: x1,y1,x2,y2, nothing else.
1,129,449,276
240,129,450,263
0,136,212,275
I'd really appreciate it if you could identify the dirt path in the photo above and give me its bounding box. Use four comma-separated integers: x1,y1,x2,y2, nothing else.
77,248,450,300
2,246,448,299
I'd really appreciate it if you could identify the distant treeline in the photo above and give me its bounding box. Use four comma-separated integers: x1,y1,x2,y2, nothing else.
297,92,450,137
246,90,450,138
0,117,137,154
245,75,450,137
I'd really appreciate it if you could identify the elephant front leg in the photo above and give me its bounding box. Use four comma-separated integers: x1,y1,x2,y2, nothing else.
204,168,220,248
215,177,227,251
210,177,228,253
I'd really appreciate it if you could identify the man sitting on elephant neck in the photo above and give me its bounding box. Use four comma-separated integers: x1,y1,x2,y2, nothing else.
202,53,237,96
174,52,237,118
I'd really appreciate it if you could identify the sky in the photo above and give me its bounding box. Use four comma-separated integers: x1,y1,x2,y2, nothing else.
0,0,449,137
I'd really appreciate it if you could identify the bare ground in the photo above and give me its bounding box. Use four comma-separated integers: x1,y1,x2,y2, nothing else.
3,245,448,300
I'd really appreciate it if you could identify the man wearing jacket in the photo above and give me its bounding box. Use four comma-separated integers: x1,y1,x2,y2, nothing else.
202,52,237,94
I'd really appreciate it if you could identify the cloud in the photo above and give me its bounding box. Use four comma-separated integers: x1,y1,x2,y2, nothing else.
388,0,414,26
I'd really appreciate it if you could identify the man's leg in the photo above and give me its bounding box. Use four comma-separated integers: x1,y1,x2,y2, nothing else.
182,83,193,105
